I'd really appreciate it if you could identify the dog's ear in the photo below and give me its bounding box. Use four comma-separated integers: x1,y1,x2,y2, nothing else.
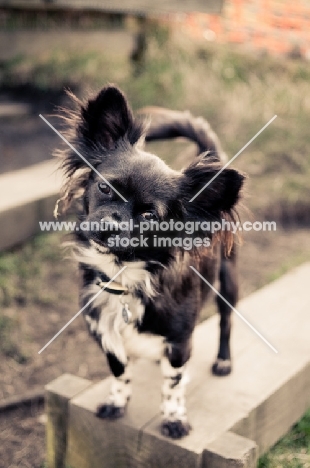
181,159,244,217
79,85,139,149
55,86,145,216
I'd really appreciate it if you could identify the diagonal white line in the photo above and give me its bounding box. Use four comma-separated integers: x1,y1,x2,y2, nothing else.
39,114,128,203
190,115,277,202
190,266,278,353
38,266,127,354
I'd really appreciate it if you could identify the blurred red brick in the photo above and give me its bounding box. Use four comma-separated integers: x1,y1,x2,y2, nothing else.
180,0,310,58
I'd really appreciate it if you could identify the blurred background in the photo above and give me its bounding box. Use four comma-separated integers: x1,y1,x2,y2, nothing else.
0,1,309,467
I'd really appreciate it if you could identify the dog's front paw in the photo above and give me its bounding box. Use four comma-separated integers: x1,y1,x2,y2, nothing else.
212,358,232,376
161,419,192,439
96,403,126,419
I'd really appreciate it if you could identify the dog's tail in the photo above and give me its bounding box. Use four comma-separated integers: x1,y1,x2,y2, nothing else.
138,107,227,163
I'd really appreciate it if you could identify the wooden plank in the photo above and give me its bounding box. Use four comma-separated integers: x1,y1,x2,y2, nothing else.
231,361,310,455
0,0,224,15
66,364,163,468
0,160,61,251
142,344,310,460
56,263,310,467
0,103,31,118
203,432,258,468
0,159,61,212
142,263,310,458
0,388,43,412
45,373,92,468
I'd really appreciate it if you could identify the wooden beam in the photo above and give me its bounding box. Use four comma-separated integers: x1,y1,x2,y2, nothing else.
203,432,257,468
0,0,224,15
45,262,310,467
0,160,62,251
45,374,92,468
0,103,31,118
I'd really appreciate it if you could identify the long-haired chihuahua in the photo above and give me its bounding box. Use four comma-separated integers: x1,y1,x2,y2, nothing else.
56,85,244,439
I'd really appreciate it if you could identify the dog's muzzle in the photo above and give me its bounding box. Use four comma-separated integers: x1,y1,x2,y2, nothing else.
100,218,119,231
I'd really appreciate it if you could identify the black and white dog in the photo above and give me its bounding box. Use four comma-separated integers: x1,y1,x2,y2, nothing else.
56,85,244,439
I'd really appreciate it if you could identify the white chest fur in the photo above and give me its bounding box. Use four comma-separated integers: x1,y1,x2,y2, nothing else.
84,287,164,364
78,245,163,364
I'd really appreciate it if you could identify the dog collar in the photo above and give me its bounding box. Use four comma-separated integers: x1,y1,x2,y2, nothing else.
96,273,132,323
96,272,129,295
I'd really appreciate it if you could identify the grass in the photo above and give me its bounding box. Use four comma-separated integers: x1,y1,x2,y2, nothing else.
181,42,310,221
259,408,310,467
0,316,27,364
0,50,125,91
0,232,62,309
0,232,64,364
265,253,310,285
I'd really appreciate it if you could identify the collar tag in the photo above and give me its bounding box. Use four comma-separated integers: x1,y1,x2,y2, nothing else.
122,303,132,324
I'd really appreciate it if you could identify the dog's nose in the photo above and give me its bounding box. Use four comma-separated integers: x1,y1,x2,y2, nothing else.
100,217,119,231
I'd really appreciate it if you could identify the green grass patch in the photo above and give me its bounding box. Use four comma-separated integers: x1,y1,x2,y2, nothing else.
0,233,62,308
0,316,28,364
0,232,64,363
265,253,310,284
259,408,310,467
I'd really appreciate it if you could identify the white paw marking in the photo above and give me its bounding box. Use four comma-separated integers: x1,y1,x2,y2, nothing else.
214,358,231,369
161,357,189,422
108,367,132,408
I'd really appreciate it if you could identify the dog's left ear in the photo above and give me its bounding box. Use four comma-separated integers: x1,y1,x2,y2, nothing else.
181,160,244,216
79,85,141,149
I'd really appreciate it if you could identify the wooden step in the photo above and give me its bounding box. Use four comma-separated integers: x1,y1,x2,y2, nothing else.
0,103,31,118
0,160,61,250
45,262,310,468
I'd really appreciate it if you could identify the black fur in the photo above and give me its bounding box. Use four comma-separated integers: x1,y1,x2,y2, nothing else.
57,85,245,438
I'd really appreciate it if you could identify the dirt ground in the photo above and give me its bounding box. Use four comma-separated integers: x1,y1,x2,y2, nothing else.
0,403,45,468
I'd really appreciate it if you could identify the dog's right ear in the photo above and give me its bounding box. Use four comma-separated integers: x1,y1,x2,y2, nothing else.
55,85,145,216
79,85,140,150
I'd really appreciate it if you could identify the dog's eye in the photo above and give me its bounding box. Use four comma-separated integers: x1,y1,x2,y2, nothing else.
141,211,157,221
98,182,111,195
